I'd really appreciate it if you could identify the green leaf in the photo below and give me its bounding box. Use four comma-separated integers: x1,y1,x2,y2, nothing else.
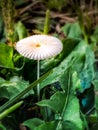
62,121,80,130
37,92,65,113
0,76,32,99
40,41,86,90
92,80,98,110
39,55,86,130
78,41,95,90
0,70,52,113
91,25,98,44
38,70,84,130
37,82,83,130
0,123,6,130
61,38,79,58
70,71,82,92
61,22,82,39
14,21,28,41
23,118,44,130
0,44,14,68
92,80,98,90
23,119,57,130
41,40,94,92
40,53,74,89
63,96,83,130
35,121,57,130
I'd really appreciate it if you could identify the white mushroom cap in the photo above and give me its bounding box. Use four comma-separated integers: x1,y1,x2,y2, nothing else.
15,35,63,60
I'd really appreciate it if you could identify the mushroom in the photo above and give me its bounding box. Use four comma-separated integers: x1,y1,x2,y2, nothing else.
15,34,63,100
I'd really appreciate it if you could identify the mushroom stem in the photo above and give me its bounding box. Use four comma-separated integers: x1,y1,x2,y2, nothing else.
37,60,40,100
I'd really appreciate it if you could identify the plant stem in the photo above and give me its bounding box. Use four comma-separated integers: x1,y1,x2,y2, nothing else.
37,60,40,100
1,0,15,45
44,9,50,34
56,68,71,130
80,111,89,130
0,101,23,120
